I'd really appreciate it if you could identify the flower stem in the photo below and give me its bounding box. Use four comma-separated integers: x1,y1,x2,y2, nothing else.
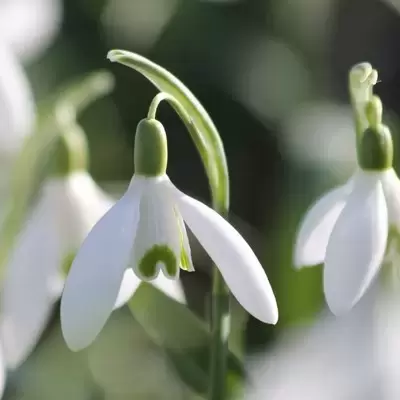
209,266,230,399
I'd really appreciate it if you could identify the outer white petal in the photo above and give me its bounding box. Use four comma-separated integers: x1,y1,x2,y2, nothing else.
60,177,143,351
132,177,181,280
171,186,278,324
294,180,353,268
0,0,62,61
324,172,388,315
114,269,186,309
380,168,400,231
113,270,141,309
0,185,64,368
0,41,34,155
49,171,115,251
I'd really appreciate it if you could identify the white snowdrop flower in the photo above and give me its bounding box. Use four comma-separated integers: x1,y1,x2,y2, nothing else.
61,118,278,351
0,122,185,368
294,95,400,315
0,40,34,158
0,123,113,368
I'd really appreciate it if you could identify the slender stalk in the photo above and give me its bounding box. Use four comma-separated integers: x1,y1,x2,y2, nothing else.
147,90,231,399
209,267,230,399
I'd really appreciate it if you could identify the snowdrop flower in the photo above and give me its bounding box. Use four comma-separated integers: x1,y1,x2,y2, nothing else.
294,94,400,315
0,119,185,368
0,40,34,158
0,123,114,368
61,117,278,351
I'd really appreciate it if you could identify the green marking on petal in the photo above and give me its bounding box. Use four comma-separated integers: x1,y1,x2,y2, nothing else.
138,244,178,279
180,248,191,271
174,208,193,272
61,252,76,277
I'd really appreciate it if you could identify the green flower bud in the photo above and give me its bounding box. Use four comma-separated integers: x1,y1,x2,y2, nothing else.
50,123,88,177
358,96,393,171
134,118,168,177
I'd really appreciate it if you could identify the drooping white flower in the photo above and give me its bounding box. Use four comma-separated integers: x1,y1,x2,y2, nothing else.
0,40,34,158
61,118,278,351
0,171,113,368
294,95,400,315
0,124,185,368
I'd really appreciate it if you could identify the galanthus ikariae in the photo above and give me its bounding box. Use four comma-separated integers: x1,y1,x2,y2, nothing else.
294,76,400,315
61,115,279,351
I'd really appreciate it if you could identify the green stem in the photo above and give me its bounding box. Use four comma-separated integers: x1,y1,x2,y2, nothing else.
147,91,231,399
209,267,230,400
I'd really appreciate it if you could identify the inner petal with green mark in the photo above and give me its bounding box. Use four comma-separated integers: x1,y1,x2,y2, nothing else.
138,244,178,279
131,180,182,279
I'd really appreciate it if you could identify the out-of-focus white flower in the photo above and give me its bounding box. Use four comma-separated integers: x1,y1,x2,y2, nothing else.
243,284,400,400
61,118,278,351
0,41,34,158
0,0,62,62
0,171,113,368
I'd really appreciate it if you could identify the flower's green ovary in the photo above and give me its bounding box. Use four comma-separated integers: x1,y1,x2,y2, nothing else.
134,119,168,177
138,245,178,279
359,96,393,171
51,123,89,177
107,49,229,214
358,125,393,170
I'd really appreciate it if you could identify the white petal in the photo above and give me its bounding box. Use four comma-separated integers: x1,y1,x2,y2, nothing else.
324,172,388,315
151,274,186,304
114,269,186,309
0,42,34,155
132,177,181,280
0,187,63,368
47,171,115,251
172,187,278,324
380,168,400,231
113,269,141,309
60,177,143,351
0,0,62,61
294,181,352,268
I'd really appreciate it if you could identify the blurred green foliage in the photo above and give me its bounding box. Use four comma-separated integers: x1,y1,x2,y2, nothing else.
5,0,400,398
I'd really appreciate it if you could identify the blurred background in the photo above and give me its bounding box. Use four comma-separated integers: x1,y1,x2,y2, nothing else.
2,0,400,399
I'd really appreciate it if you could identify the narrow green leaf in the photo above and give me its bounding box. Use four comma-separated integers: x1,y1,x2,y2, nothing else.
0,70,114,273
107,49,229,213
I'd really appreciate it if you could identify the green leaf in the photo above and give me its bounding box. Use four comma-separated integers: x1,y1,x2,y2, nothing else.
107,49,229,214
0,70,114,274
128,283,243,397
